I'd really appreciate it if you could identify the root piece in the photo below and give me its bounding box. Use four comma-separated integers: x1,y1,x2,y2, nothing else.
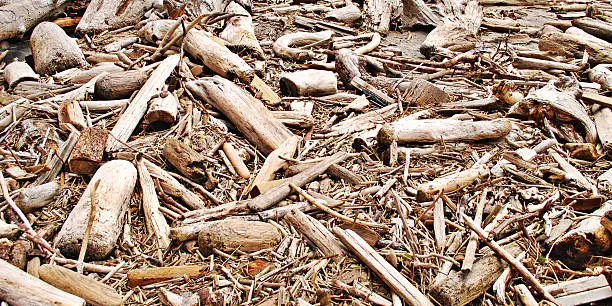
273,31,334,61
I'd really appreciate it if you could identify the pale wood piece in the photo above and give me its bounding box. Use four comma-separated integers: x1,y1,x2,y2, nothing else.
364,0,401,34
573,17,612,42
68,127,109,175
252,135,300,189
0,259,85,306
545,275,612,305
550,201,612,269
461,190,486,272
35,131,79,185
219,2,263,57
144,159,207,210
54,64,124,85
273,31,334,61
250,75,283,106
139,20,183,44
106,54,180,152
30,22,87,75
3,61,39,88
588,65,612,91
128,265,207,287
55,160,138,260
378,118,511,145
401,78,449,106
334,228,434,306
539,31,612,64
593,104,612,151
0,100,29,131
333,279,392,306
280,69,338,97
184,29,254,83
247,152,349,211
186,77,293,155
515,284,538,306
331,103,398,134
159,288,200,306
80,99,129,112
285,163,364,185
198,219,282,254
416,165,489,201
325,4,362,24
163,138,207,182
94,70,149,100
511,56,582,71
0,219,20,239
14,181,60,213
429,242,523,306
549,149,593,190
285,209,346,261
38,264,122,306
222,142,250,179
58,100,87,131
145,91,179,125
137,158,171,251
272,111,315,129
401,0,441,28
0,0,71,40
77,0,154,33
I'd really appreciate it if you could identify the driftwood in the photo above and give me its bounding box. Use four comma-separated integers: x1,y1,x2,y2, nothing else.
128,265,208,287
272,111,315,129
401,78,449,106
137,158,171,252
273,31,334,61
68,127,109,175
58,100,86,131
593,104,612,151
38,264,123,306
588,65,612,91
222,142,251,179
184,29,255,83
76,0,154,33
572,17,612,42
54,64,124,85
30,22,87,75
417,165,489,201
285,209,346,261
186,77,293,155
219,2,263,57
0,0,71,40
55,160,137,260
35,132,79,185
94,70,149,100
145,90,179,125
280,69,338,97
539,31,612,64
401,0,441,28
363,0,401,34
163,138,207,182
3,61,39,88
252,135,300,189
144,159,207,210
326,4,362,24
545,275,612,305
159,288,200,306
14,181,60,213
0,259,85,306
197,219,282,254
550,201,612,269
378,118,511,145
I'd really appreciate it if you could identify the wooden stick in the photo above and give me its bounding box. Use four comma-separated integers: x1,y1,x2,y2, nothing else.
222,142,250,179
285,209,346,261
76,179,100,274
461,212,560,305
252,135,300,189
334,228,434,306
137,158,171,252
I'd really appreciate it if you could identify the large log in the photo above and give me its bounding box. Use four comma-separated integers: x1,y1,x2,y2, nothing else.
76,0,155,33
363,0,401,34
197,219,282,255
30,22,87,75
38,264,123,306
539,31,612,64
572,17,612,42
184,29,255,83
94,70,149,100
377,118,511,145
186,77,293,155
0,259,85,306
55,160,138,260
0,0,71,40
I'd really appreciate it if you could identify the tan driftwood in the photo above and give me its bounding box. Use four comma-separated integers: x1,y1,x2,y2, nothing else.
588,64,612,91
222,142,251,179
285,209,346,261
80,99,129,112
77,0,154,33
139,19,184,44
55,160,138,260
273,31,334,61
545,275,612,306
272,111,315,129
280,69,338,97
401,0,441,28
0,0,71,40
145,90,179,125
401,78,449,106
163,138,207,182
159,288,200,306
326,4,362,24
68,127,109,175
54,63,123,85
416,165,489,201
58,100,87,131
184,29,255,83
30,22,87,75
3,61,39,88
378,118,512,145
197,219,282,254
219,2,263,57
539,31,612,64
35,132,79,185
38,264,122,306
0,259,85,306
572,17,612,42
144,159,207,210
137,158,171,251
252,135,300,189
94,70,149,100
14,181,60,213
187,77,293,155
128,265,208,287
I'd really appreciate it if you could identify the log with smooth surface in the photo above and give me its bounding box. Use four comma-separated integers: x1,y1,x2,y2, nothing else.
197,219,282,254
280,69,338,97
30,22,87,75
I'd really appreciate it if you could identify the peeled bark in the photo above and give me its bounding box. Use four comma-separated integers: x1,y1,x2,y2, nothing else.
30,22,87,75
0,0,71,40
55,160,138,260
197,219,282,255
76,0,155,34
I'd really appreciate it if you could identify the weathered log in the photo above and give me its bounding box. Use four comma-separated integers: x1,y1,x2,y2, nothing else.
573,17,612,42
0,0,71,40
184,29,255,83
106,54,180,152
0,219,20,239
30,22,87,75
363,0,401,34
0,259,86,306
273,31,334,61
219,2,263,57
145,90,179,125
331,103,397,135
3,61,39,88
401,0,441,28
94,70,149,100
416,165,489,201
401,78,449,106
272,111,315,129
14,181,60,213
144,159,207,210
550,201,612,269
187,77,293,155
163,138,207,182
76,0,155,34
128,265,208,287
38,264,122,306
593,104,612,151
285,209,346,261
54,63,124,85
137,158,171,251
539,31,612,64
139,19,183,44
378,118,511,145
588,65,612,91
55,160,138,260
68,127,109,175
197,219,282,255
325,4,362,24
58,100,87,131
280,69,338,97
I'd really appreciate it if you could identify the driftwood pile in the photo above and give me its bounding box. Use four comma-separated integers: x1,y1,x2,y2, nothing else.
1,0,612,305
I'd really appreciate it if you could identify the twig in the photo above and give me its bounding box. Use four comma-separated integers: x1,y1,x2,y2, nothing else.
77,179,100,274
